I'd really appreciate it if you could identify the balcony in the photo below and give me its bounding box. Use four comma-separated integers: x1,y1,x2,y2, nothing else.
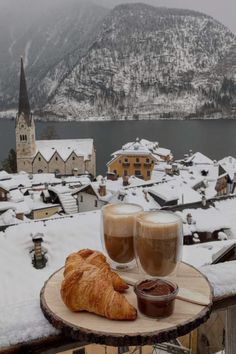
122,162,130,167
133,162,141,168
144,162,152,168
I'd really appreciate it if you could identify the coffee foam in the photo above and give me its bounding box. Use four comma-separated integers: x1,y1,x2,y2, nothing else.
104,203,143,216
103,204,143,237
142,212,180,225
135,212,182,239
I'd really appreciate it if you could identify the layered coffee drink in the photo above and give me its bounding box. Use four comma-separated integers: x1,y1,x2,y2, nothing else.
101,203,143,268
134,211,183,276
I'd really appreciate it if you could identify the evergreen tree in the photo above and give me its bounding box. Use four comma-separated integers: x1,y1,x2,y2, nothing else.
2,149,17,173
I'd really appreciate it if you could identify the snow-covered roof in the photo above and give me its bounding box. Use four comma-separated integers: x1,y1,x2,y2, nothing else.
155,147,171,156
185,152,214,165
109,187,160,211
0,209,25,227
24,195,60,212
183,240,236,269
9,189,24,203
0,171,11,181
149,184,178,202
176,207,230,236
36,139,94,162
218,156,236,180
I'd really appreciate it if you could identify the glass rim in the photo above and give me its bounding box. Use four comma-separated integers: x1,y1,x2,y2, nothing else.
135,210,182,225
101,203,144,215
134,278,179,301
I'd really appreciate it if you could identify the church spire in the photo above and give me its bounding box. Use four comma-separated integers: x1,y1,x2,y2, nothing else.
18,57,31,126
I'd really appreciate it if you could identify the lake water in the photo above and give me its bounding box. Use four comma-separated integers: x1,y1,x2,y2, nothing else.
0,118,236,175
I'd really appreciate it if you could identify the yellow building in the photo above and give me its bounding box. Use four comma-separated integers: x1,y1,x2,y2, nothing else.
107,139,172,181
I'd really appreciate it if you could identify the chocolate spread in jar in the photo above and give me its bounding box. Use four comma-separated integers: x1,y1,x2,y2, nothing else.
135,279,177,318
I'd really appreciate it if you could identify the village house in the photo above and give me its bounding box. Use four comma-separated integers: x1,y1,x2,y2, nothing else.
107,138,172,181
15,58,96,177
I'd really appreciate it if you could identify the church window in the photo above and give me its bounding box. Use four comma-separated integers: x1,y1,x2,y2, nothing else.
21,125,24,128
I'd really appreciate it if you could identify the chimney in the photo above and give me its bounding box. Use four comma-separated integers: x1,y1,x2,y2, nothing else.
186,213,192,225
122,175,129,186
98,178,106,197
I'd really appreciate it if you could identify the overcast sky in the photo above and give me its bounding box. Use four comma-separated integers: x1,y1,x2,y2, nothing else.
0,0,235,35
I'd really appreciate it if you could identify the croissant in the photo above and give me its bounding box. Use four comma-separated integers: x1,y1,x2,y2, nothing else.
64,249,128,292
61,264,137,320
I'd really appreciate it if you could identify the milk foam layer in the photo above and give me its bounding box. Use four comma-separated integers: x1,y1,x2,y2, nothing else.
141,212,180,225
103,203,143,237
135,211,182,239
104,203,143,215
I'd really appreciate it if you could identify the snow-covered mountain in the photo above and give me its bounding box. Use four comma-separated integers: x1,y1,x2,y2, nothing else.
0,0,108,110
1,2,236,120
44,4,236,120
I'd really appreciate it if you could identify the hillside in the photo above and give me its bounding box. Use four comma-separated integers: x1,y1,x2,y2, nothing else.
44,3,236,120
1,2,236,120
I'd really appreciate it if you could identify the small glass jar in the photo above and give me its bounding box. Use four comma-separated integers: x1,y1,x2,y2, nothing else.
134,211,183,277
101,203,143,270
134,278,178,318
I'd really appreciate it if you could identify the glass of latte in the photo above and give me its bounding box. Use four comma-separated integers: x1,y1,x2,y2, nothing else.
134,211,183,277
101,203,144,270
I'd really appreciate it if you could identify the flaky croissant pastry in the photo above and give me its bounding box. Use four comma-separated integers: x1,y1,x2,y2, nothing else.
64,249,128,292
61,263,137,320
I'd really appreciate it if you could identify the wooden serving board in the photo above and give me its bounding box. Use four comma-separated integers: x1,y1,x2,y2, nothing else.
40,262,213,346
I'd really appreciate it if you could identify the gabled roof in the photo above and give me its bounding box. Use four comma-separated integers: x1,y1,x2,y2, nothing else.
35,139,93,162
186,152,213,165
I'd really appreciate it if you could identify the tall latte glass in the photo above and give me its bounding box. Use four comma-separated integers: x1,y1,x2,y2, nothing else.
101,203,143,270
134,211,183,277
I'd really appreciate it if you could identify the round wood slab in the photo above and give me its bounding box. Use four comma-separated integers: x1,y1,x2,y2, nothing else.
40,262,213,346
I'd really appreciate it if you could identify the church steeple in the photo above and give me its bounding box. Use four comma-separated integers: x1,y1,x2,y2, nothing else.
18,57,32,126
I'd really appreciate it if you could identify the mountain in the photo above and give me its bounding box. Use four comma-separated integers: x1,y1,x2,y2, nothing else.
1,2,236,120
44,3,236,120
0,0,108,110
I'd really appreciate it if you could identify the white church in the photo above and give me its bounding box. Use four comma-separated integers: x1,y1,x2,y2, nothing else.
15,58,96,177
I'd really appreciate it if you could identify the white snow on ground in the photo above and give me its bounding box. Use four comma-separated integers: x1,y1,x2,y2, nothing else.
0,211,101,347
201,261,236,298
